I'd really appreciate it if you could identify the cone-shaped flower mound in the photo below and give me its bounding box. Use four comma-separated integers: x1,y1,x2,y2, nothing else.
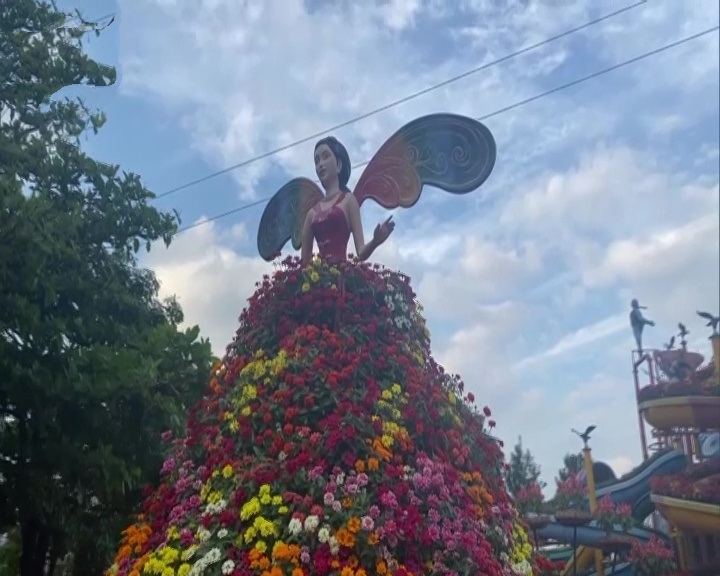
108,258,539,576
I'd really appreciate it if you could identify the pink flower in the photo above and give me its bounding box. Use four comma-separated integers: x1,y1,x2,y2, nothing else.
361,516,374,531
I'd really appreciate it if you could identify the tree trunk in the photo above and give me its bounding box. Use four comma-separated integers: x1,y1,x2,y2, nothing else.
19,519,50,576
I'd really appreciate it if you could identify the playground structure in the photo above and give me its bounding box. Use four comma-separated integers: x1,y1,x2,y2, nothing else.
529,311,720,575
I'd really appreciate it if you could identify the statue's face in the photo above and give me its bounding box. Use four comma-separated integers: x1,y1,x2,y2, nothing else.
314,144,340,187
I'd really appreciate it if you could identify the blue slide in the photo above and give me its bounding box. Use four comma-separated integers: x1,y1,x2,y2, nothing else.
595,448,687,520
536,448,688,575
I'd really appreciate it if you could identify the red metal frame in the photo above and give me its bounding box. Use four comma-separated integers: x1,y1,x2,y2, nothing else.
632,350,657,462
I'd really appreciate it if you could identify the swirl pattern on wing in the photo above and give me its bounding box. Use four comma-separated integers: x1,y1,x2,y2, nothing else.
257,177,323,262
353,113,496,208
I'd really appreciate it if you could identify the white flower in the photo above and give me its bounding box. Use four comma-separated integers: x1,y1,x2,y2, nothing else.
205,547,222,563
217,528,228,539
278,451,287,462
328,536,339,555
197,527,211,542
303,515,320,532
512,560,533,576
335,472,345,486
288,518,303,536
221,560,235,575
317,526,330,543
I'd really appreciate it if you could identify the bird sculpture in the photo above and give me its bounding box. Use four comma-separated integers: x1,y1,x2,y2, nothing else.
678,322,689,351
697,311,720,334
571,425,596,448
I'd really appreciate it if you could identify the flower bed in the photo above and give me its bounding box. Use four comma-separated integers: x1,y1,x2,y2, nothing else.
628,537,681,576
594,495,633,534
651,468,720,505
637,380,720,404
106,258,544,576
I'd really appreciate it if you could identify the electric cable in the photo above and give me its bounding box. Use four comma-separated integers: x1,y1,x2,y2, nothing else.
173,25,719,237
156,1,647,200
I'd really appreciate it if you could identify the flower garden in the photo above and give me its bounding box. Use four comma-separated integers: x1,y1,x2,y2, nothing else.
106,258,545,576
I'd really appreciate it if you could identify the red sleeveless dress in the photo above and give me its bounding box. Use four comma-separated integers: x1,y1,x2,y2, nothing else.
311,193,351,264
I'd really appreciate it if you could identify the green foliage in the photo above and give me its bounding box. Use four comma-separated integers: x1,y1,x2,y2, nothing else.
557,452,584,482
504,436,546,498
1,1,215,574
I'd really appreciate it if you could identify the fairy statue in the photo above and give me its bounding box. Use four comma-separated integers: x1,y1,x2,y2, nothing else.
257,113,497,265
107,115,546,576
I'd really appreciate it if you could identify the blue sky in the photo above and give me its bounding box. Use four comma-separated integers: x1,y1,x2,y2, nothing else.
54,0,719,486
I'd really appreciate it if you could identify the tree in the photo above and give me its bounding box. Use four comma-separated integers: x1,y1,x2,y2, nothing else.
504,436,546,498
557,452,584,482
0,2,215,575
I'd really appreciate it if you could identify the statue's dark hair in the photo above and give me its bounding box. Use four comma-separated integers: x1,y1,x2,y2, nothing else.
315,136,351,192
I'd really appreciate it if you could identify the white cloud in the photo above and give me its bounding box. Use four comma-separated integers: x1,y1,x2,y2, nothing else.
121,0,719,486
514,314,627,370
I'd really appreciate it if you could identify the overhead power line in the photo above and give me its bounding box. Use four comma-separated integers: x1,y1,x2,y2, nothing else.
156,1,647,200
174,25,719,237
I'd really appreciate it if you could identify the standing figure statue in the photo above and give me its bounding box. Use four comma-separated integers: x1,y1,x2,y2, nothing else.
257,113,497,265
109,115,551,576
630,298,655,352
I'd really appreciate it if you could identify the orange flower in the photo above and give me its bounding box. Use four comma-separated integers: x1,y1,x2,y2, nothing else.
368,532,380,546
336,528,356,548
340,568,354,576
376,560,388,575
347,517,362,533
291,569,304,576
342,497,353,508
348,555,359,568
355,460,366,473
372,437,393,461
368,458,379,471
356,570,367,576
117,545,132,559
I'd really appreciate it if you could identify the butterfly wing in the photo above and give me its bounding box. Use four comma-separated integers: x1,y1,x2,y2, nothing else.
353,113,496,208
257,177,324,261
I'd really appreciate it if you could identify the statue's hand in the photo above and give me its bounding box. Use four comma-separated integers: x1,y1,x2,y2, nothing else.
373,216,395,245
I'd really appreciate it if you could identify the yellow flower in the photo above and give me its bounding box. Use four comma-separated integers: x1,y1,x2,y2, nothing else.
244,527,257,543
222,465,234,478
255,540,268,553
241,406,251,416
448,391,457,404
177,565,191,576
381,434,394,448
240,497,261,520
243,385,258,400
391,383,402,395
381,390,393,400
167,526,179,541
310,271,319,282
159,547,179,564
302,282,310,292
